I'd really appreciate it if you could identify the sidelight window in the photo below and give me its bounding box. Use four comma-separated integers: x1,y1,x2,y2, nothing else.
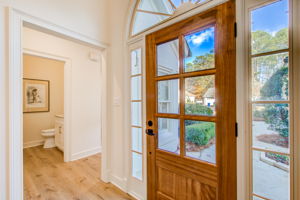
249,0,291,199
130,48,143,180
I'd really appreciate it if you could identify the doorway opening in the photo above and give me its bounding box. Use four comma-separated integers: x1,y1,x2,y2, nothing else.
21,26,104,199
20,25,125,199
22,53,67,198
7,7,110,196
23,54,65,151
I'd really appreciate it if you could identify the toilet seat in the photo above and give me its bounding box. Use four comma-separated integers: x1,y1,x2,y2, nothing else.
41,129,55,136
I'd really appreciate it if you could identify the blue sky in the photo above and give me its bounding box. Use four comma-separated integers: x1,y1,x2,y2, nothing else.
171,0,182,7
184,27,215,65
251,0,289,33
183,0,288,65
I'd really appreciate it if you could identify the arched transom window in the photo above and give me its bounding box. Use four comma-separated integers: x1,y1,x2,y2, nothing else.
132,0,210,35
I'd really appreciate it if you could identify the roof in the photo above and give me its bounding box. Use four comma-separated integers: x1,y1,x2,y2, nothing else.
203,88,215,98
186,91,197,97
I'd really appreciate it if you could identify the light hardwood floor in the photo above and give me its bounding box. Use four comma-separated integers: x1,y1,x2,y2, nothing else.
24,146,135,200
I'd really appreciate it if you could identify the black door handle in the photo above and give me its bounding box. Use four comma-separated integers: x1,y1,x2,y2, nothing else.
146,129,155,136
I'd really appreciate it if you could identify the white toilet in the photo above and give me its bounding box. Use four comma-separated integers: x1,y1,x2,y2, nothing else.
41,129,56,148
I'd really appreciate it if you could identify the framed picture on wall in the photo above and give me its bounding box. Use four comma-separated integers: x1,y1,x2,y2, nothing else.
23,78,50,113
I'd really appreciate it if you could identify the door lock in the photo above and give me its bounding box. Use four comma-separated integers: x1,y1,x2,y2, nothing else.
146,129,155,136
148,120,153,127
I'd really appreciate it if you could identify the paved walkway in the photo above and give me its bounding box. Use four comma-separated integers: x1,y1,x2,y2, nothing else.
253,121,289,153
186,144,215,163
252,121,289,200
253,151,289,200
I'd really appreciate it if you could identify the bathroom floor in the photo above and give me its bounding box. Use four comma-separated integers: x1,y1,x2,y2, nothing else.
24,146,135,200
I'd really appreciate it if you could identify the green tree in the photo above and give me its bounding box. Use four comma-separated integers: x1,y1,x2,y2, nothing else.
256,28,289,138
185,51,214,99
260,66,288,99
185,50,214,72
252,31,274,54
251,28,288,54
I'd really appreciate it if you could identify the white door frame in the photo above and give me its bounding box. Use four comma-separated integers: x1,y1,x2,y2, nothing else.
8,8,109,200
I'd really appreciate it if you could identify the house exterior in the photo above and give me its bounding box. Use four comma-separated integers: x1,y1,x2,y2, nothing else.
203,88,215,107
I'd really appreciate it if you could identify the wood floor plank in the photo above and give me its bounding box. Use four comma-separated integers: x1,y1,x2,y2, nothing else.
24,146,135,200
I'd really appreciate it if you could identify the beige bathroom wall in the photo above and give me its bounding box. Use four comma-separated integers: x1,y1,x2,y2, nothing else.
23,54,64,147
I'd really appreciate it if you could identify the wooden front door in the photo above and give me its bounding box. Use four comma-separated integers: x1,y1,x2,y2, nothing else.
146,2,236,200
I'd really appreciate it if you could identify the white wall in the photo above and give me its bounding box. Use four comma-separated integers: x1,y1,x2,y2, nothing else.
0,6,8,200
106,0,131,190
22,27,102,161
0,0,108,42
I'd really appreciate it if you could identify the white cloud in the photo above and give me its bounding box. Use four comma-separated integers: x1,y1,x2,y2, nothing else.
190,28,214,46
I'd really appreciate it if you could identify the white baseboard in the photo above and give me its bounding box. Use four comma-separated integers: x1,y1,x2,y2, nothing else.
71,147,101,161
109,174,144,200
128,191,145,200
23,140,44,148
109,174,127,191
101,169,111,183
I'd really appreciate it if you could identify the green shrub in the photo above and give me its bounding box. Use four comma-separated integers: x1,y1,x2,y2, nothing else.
265,152,289,165
253,109,264,119
260,65,289,138
185,122,215,146
262,104,289,138
185,103,213,117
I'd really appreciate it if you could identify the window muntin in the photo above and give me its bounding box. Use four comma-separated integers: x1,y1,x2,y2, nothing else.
130,48,143,181
249,0,291,199
132,0,212,35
